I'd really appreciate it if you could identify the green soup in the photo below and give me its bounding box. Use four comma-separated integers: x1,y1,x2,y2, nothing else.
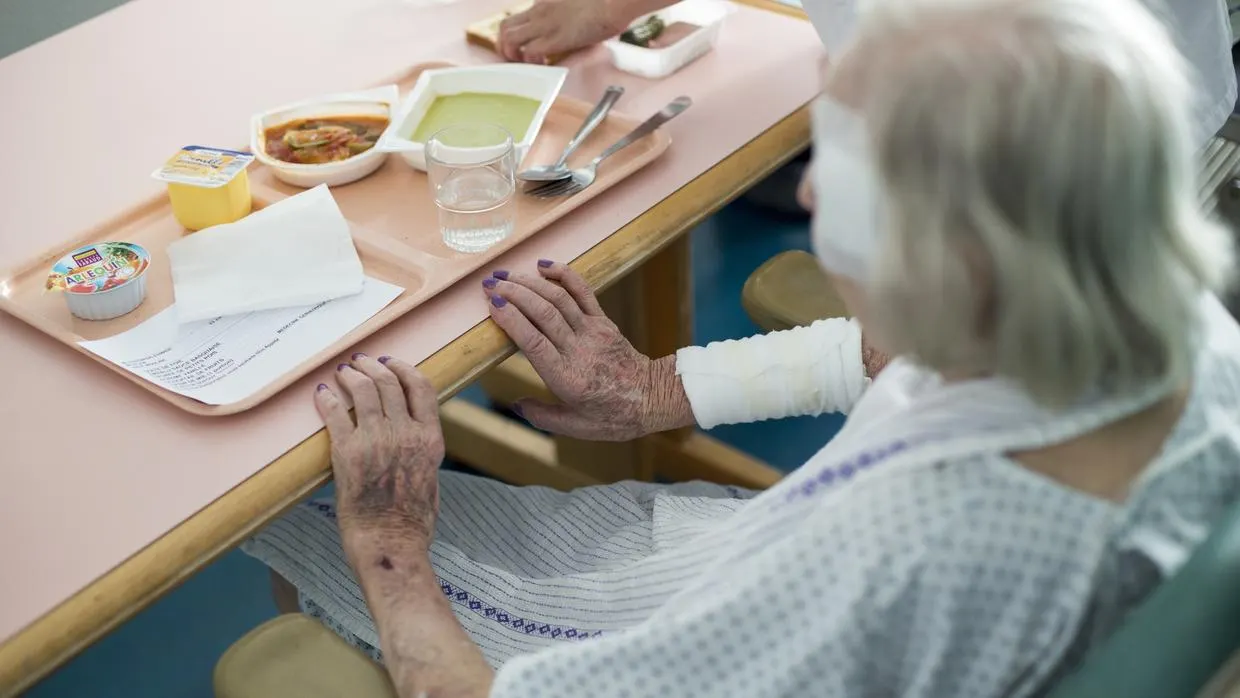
410,92,542,145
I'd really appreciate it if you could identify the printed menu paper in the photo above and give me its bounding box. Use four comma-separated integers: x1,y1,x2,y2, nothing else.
79,277,403,405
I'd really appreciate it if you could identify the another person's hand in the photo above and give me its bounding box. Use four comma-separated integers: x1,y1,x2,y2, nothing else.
315,354,445,549
483,261,694,440
498,0,630,64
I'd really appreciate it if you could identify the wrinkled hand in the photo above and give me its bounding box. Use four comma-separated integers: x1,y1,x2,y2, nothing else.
862,334,892,378
315,354,445,548
482,261,689,440
799,57,844,213
498,0,629,64
797,162,815,213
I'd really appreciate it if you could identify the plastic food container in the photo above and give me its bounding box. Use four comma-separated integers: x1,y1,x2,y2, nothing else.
45,242,151,321
250,85,399,188
152,146,255,231
604,0,734,79
377,64,567,172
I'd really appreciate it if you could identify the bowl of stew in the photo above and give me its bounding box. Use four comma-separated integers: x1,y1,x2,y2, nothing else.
250,85,398,188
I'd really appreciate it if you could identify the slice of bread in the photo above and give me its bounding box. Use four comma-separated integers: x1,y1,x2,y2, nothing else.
465,1,570,64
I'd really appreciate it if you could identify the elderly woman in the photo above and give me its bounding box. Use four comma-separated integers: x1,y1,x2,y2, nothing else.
244,0,1240,695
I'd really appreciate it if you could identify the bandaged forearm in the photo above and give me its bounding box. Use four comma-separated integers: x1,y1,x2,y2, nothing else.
675,318,867,429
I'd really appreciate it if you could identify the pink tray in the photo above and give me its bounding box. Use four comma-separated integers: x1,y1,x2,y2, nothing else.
0,62,669,417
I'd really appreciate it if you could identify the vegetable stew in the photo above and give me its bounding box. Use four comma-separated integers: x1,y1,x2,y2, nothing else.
263,116,389,165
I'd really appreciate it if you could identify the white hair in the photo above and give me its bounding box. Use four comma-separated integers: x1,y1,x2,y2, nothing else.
842,0,1236,405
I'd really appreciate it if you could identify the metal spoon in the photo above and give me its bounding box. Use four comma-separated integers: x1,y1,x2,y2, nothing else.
518,85,625,183
526,95,692,199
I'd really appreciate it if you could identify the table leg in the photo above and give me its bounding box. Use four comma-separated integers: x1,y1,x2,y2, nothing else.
270,570,301,615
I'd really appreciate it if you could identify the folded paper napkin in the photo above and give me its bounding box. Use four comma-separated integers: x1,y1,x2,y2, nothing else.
167,184,365,323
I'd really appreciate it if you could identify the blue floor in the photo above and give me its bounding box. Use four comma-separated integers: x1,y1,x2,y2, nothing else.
27,196,844,698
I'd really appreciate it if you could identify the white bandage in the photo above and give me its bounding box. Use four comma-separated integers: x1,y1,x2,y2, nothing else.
675,318,868,429
811,95,884,282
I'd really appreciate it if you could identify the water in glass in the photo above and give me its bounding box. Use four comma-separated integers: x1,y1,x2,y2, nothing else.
436,168,516,253
426,123,517,254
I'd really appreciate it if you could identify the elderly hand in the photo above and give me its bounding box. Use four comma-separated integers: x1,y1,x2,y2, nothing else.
862,335,892,378
498,0,629,64
483,261,694,440
315,354,444,548
797,163,815,213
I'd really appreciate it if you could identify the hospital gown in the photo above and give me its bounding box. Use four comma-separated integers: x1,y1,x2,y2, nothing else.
244,296,1240,697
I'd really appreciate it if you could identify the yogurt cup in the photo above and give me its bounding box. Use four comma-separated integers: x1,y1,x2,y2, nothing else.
46,242,152,321
152,146,255,231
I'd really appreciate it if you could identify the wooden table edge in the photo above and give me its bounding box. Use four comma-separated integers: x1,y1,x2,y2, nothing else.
0,4,812,692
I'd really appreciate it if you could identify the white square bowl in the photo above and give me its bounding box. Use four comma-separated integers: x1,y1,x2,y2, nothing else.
604,0,734,80
249,85,400,188
377,64,568,172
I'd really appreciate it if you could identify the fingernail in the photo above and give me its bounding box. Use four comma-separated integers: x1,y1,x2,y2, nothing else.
492,270,509,280
317,383,329,392
537,259,553,268
337,363,350,371
378,355,391,364
352,352,367,360
490,295,508,308
482,277,498,289
511,403,524,418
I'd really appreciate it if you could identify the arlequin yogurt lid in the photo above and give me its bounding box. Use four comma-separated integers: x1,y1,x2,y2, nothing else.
152,146,255,189
46,242,151,295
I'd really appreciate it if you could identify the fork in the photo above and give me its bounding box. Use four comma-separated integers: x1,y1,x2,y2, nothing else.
518,85,625,183
526,95,693,199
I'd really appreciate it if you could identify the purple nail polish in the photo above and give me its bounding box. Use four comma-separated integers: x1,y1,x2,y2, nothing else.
352,352,366,360
317,383,329,392
490,295,508,308
537,259,553,268
378,356,391,364
492,269,509,280
482,277,497,289
337,363,350,371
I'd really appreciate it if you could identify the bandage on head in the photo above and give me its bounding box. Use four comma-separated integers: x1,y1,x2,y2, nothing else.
810,95,884,282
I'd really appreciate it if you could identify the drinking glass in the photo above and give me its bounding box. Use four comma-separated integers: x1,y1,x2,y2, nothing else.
425,124,517,253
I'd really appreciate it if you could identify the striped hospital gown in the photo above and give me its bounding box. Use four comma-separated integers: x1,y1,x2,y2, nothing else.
244,296,1240,697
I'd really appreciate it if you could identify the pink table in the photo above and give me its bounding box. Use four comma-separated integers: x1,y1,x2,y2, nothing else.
0,0,821,692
